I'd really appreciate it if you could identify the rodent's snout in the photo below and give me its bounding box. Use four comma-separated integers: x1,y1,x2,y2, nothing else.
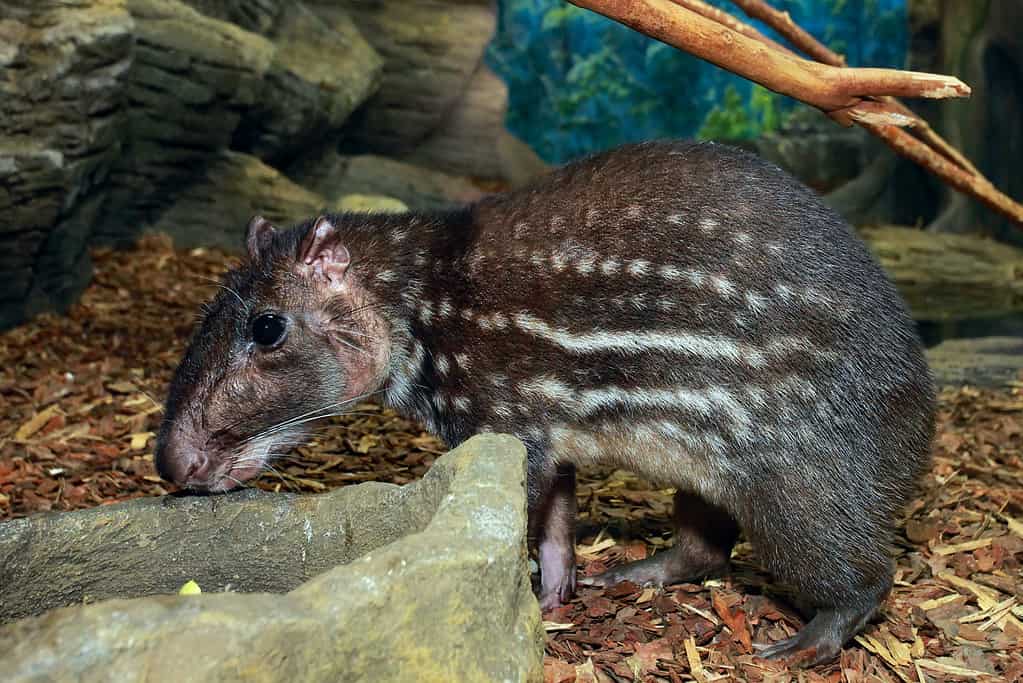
154,437,213,488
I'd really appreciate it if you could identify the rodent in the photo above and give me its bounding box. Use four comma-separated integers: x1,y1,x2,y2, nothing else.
155,140,935,664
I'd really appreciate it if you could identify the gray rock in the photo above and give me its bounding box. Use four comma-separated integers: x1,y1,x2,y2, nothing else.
402,62,509,179
0,434,544,682
0,0,134,329
289,151,485,211
402,63,550,184
927,337,1023,387
151,152,326,251
313,0,498,155
93,0,278,243
180,0,285,33
233,2,382,164
95,0,381,243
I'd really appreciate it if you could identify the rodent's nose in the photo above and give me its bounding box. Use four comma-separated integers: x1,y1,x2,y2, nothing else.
154,438,212,488
185,452,212,484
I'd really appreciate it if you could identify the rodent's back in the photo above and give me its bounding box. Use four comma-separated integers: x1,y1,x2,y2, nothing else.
418,140,933,505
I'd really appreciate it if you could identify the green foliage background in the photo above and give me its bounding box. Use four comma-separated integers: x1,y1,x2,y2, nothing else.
487,0,906,162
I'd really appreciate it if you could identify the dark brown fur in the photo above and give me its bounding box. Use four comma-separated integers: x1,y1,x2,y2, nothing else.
156,141,935,664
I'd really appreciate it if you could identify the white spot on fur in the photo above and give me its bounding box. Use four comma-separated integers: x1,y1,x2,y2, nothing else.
550,249,569,273
698,217,718,233
376,270,397,283
454,353,471,371
493,403,514,419
453,396,472,413
709,275,736,298
667,214,685,226
438,298,453,318
585,208,600,227
513,222,529,239
460,309,474,321
626,205,643,219
418,301,434,324
436,354,450,376
390,229,409,244
733,232,752,247
575,254,597,274
774,284,794,303
600,259,621,276
684,269,705,287
658,265,682,281
413,251,427,267
801,287,829,306
530,252,545,268
400,280,424,307
550,215,566,233
491,312,509,329
745,291,769,315
627,260,650,277
489,374,508,387
657,298,676,312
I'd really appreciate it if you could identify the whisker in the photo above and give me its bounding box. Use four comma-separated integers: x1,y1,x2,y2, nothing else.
195,275,245,307
336,337,371,357
241,390,386,444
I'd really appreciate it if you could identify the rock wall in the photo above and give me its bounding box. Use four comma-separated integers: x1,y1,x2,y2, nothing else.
0,0,545,330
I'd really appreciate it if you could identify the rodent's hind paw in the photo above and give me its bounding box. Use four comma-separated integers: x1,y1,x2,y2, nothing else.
754,605,863,667
754,635,831,667
580,548,727,589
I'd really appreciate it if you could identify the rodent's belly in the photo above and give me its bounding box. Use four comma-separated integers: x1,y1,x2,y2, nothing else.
545,421,734,498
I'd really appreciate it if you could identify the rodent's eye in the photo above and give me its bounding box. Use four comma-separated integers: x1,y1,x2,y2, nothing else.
251,313,288,348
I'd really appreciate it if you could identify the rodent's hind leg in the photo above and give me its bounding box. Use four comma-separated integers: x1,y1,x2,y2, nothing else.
582,490,738,588
531,463,578,611
755,601,877,666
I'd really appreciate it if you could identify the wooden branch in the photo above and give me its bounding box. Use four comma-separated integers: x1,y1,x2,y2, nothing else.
728,0,1016,223
569,0,969,113
727,0,981,176
668,0,790,55
568,0,1023,230
729,0,846,66
865,122,1023,226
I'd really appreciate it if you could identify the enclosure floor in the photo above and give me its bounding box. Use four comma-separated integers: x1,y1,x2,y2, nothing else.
2,236,1021,681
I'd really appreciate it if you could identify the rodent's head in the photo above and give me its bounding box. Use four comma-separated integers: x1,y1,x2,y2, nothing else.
155,215,393,492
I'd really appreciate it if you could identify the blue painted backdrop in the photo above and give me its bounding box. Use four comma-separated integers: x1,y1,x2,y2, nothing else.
487,0,907,163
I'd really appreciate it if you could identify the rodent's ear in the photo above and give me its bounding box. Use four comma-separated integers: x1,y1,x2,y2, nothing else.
246,215,277,260
298,215,351,287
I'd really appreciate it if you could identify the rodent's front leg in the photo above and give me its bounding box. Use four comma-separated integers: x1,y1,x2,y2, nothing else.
529,463,577,611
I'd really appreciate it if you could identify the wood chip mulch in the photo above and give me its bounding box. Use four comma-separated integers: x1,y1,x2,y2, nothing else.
2,235,1021,681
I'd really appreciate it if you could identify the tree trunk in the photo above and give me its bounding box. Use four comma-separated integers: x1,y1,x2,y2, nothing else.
925,0,1023,241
